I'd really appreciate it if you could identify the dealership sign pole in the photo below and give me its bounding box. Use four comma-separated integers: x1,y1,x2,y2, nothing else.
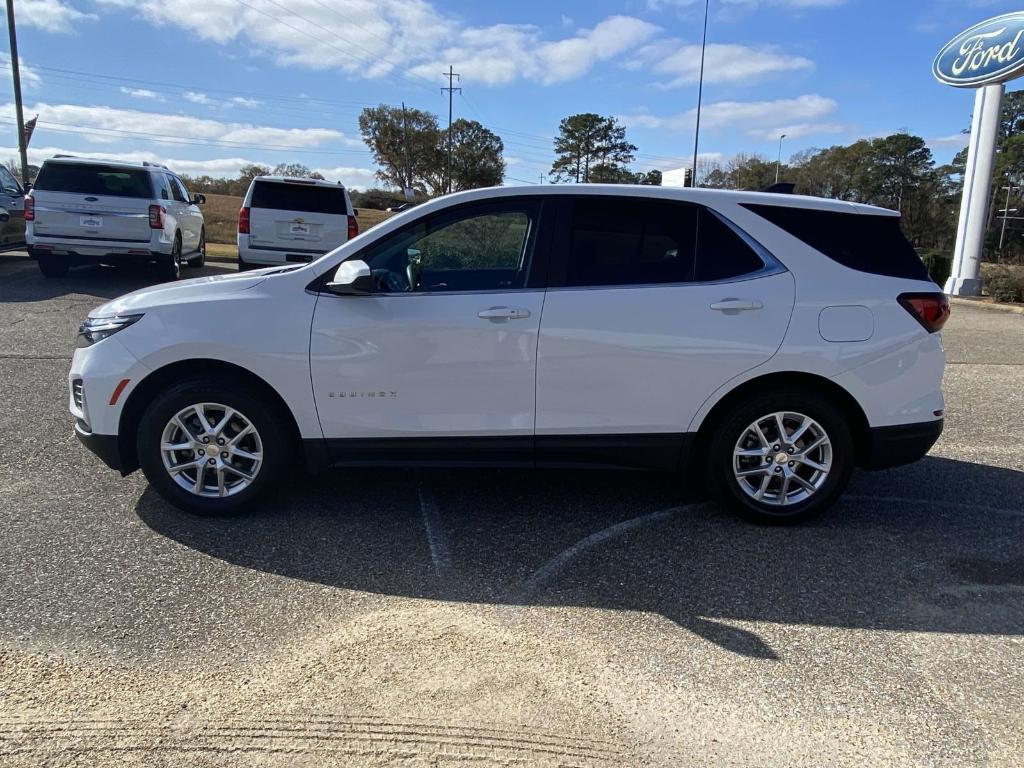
935,13,1024,296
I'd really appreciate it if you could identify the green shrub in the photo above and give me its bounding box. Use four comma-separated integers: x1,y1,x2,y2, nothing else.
986,268,1024,303
921,252,952,287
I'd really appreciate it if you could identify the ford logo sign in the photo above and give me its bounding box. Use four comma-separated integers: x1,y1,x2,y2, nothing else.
934,12,1024,87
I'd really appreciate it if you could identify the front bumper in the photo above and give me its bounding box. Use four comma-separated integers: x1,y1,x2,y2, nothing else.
75,422,124,472
862,418,943,470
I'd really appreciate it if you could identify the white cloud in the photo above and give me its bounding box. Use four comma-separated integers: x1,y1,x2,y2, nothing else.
2,102,359,150
928,133,970,149
0,53,41,88
184,91,214,105
5,0,96,33
629,41,813,87
120,87,164,101
649,0,845,10
94,1,659,87
621,94,846,141
230,97,261,109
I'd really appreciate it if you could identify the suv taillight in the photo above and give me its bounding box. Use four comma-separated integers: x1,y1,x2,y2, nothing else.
238,206,250,234
23,194,33,222
148,204,165,230
898,292,950,333
347,215,358,240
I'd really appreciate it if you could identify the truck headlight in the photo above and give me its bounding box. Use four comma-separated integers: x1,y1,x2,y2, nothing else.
77,314,144,347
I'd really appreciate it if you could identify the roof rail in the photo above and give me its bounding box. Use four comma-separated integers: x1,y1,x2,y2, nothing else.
762,182,796,195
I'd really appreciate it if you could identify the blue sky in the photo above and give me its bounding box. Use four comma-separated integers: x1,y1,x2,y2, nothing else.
2,0,1021,189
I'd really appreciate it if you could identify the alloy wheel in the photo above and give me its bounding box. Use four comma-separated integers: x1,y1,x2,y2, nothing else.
160,402,263,497
732,411,832,507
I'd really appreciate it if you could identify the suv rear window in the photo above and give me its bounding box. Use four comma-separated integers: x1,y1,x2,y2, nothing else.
34,163,154,198
742,203,929,280
251,181,347,215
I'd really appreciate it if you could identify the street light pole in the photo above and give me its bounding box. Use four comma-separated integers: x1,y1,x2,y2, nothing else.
5,0,29,186
691,0,710,188
775,133,787,184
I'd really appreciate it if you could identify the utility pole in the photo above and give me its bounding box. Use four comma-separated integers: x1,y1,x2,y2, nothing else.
691,0,710,189
441,65,461,195
775,133,787,184
6,0,29,186
998,184,1020,254
400,101,414,202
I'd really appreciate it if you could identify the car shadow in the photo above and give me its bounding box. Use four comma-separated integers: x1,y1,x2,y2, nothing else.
0,260,237,303
136,456,1024,659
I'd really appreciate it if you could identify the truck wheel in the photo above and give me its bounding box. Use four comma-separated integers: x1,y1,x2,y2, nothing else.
187,229,206,268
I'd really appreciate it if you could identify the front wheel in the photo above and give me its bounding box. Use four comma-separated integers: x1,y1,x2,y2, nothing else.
709,391,855,525
136,377,291,514
158,236,182,282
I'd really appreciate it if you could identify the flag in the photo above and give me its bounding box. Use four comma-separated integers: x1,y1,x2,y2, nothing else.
23,115,37,148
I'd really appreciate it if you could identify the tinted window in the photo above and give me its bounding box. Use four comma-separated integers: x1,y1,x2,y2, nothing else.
695,208,767,281
34,163,154,198
355,201,539,293
174,177,191,203
0,164,21,195
742,203,929,280
566,198,698,287
251,181,347,214
168,176,187,203
156,174,171,200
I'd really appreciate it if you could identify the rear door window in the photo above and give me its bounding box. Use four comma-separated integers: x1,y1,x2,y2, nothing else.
564,198,698,287
742,203,929,280
34,163,154,198
251,182,347,214
695,208,768,281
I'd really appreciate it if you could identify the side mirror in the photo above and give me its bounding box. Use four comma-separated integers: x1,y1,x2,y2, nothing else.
352,208,360,216
192,193,206,205
325,259,372,295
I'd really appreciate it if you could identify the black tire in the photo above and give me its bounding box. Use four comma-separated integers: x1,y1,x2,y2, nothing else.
708,390,855,525
186,229,206,268
237,255,255,272
158,236,182,282
136,376,292,515
37,253,69,278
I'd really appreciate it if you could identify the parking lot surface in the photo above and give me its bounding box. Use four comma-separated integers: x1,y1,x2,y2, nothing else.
1,253,1022,766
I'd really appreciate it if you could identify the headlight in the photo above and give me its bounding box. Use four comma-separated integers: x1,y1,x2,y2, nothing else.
77,314,144,347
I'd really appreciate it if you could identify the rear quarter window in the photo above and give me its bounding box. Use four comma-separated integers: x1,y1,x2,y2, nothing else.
251,182,348,215
742,203,929,281
34,163,154,198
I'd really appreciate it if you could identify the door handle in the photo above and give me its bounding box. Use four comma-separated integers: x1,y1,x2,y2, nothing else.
709,299,764,312
478,307,530,320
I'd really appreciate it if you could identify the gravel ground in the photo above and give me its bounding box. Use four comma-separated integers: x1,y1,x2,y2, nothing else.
1,252,1022,766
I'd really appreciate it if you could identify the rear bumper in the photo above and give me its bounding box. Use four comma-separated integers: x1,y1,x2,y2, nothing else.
29,244,165,264
239,244,330,265
75,422,124,473
862,419,943,470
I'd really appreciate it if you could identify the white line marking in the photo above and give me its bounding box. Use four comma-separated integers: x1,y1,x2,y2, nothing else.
417,480,454,581
513,505,698,600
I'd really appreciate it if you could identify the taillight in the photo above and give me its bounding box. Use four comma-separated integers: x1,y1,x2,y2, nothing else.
238,206,250,234
23,194,33,221
898,292,950,333
148,204,165,229
347,214,358,240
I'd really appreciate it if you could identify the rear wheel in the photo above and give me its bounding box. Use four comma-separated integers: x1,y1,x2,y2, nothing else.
709,391,855,525
136,377,291,515
186,229,206,268
158,236,182,281
37,253,69,279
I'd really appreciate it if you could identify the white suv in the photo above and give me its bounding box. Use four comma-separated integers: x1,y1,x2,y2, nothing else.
27,157,206,280
237,176,357,269
68,186,948,524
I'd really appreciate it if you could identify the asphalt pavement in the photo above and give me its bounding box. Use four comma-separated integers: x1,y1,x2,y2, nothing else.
1,252,1022,766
